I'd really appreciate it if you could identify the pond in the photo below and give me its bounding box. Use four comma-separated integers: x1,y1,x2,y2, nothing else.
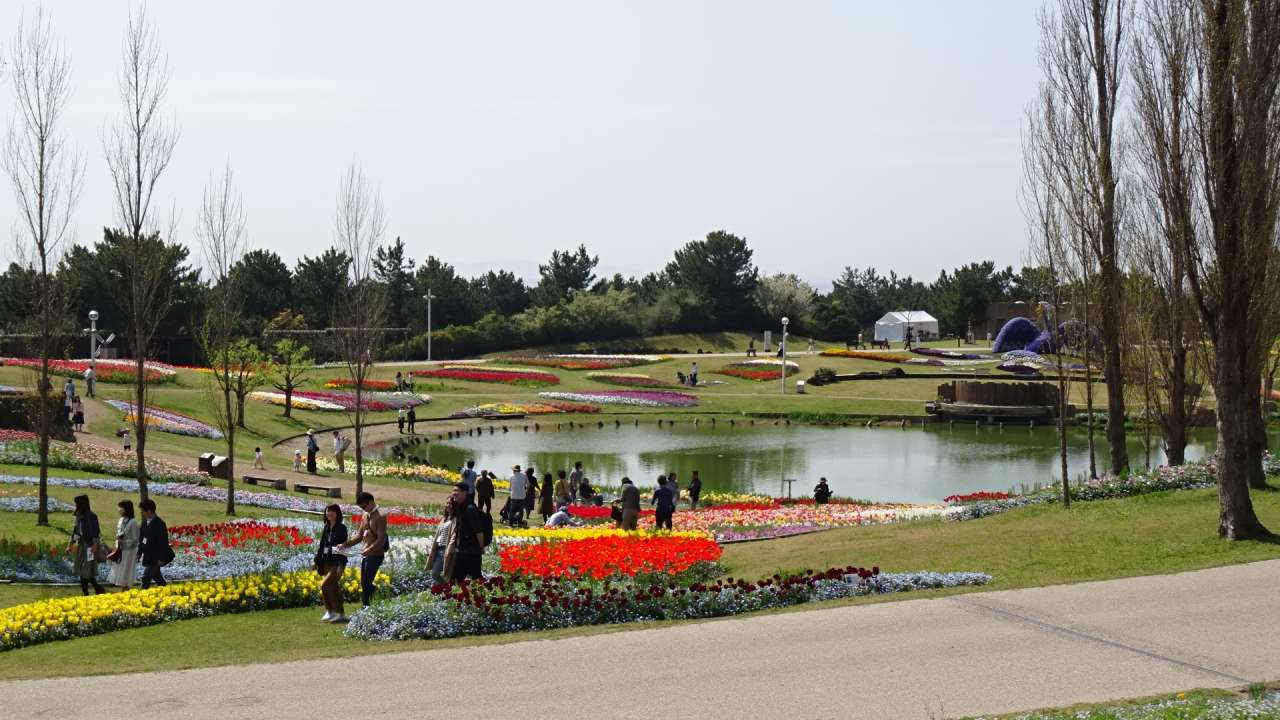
366,422,1260,504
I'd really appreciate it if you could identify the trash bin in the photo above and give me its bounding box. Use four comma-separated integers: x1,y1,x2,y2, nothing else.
796,380,806,394
198,453,215,476
209,455,229,480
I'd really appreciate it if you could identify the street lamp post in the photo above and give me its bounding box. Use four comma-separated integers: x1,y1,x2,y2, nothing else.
781,317,789,394
423,290,437,361
87,311,99,398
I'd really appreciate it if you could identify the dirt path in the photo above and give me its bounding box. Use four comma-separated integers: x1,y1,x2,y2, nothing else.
4,559,1276,719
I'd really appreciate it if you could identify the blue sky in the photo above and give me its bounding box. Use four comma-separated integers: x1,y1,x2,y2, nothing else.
0,2,1042,289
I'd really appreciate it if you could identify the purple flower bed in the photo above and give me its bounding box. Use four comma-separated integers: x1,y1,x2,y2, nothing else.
996,362,1042,373
538,390,699,407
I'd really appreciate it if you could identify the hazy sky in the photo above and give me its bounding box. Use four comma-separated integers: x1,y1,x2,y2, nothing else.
0,2,1042,290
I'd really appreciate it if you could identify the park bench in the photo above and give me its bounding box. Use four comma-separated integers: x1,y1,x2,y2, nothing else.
243,475,286,490
293,482,342,498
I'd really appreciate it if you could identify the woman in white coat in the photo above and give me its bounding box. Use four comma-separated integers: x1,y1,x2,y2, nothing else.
107,499,140,589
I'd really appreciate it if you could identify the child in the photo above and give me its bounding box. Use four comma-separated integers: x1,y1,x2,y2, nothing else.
253,447,264,469
293,449,303,473
122,428,131,452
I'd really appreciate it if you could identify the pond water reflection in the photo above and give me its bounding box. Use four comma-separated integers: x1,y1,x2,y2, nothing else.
367,422,1249,504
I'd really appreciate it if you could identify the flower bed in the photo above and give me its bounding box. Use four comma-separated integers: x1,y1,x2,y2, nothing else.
499,535,721,580
717,525,825,542
712,367,783,381
0,496,75,514
538,390,699,408
0,430,38,441
944,491,1015,503
494,354,670,371
0,539,73,581
448,401,601,418
0,440,207,484
584,372,678,388
646,501,962,537
0,358,177,384
248,390,432,412
818,349,911,363
314,457,469,487
103,400,223,439
911,348,992,360
0,568,385,652
724,359,801,372
323,379,396,390
345,568,990,642
414,366,560,387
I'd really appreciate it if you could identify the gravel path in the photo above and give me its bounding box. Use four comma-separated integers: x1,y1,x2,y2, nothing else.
4,559,1277,719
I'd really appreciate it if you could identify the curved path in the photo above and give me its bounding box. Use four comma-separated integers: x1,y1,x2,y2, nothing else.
4,559,1278,719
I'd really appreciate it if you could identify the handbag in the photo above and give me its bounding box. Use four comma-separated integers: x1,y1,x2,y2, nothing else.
93,543,110,563
105,545,123,564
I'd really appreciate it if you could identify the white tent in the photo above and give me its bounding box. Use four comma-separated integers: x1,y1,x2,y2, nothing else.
874,311,939,343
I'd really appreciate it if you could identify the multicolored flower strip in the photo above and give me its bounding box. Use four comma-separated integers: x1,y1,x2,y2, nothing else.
345,568,991,642
711,367,783,381
584,371,678,388
448,400,602,418
538,390,699,408
248,390,432,412
640,501,963,536
0,357,177,384
323,379,396,390
313,457,480,488
819,349,911,363
0,440,207,484
494,354,671,371
499,535,721,580
103,399,223,439
415,366,560,387
0,569,387,652
0,430,38,441
724,359,801,372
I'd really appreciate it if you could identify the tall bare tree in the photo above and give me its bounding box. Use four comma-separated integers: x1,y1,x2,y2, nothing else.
332,163,388,497
103,6,178,501
196,165,247,516
1178,0,1280,538
3,9,83,526
1035,0,1132,475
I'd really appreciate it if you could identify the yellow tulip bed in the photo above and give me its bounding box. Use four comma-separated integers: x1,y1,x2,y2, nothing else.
0,568,388,652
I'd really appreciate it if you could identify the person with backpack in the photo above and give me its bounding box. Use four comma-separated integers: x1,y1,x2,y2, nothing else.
340,492,388,606
476,470,495,514
445,483,486,582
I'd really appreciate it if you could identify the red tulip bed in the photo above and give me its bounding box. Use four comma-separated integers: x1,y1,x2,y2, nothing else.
499,535,721,580
496,354,669,371
415,366,560,387
944,491,1015,503
712,367,782,381
0,357,177,384
0,430,38,441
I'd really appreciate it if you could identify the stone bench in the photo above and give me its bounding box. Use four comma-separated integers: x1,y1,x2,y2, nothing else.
243,475,286,490
294,482,342,498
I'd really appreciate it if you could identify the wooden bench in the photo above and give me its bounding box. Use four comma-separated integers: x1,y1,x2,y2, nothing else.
294,482,342,498
243,475,286,490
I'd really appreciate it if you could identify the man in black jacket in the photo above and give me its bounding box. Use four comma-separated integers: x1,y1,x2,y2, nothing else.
687,471,703,510
446,483,486,581
138,499,172,589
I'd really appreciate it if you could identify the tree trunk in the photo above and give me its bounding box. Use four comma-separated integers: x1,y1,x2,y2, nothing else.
1214,327,1269,539
283,383,293,419
134,351,149,503
1163,344,1189,466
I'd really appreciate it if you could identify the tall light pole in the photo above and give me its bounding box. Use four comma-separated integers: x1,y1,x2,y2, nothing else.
87,311,99,398
423,290,436,361
781,317,789,394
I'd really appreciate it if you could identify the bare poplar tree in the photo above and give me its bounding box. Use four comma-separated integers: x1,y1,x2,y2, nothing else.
332,163,388,496
3,9,83,526
1178,0,1280,538
103,5,179,501
1035,0,1132,475
196,165,247,516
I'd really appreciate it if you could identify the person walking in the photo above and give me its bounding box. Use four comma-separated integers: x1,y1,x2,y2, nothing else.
475,470,495,514
305,430,319,474
107,500,140,589
814,477,833,505
569,461,583,504
397,407,405,434
461,460,478,503
523,467,539,520
507,465,527,526
618,477,640,531
407,407,417,434
444,483,486,582
68,495,106,595
425,498,455,586
85,366,95,397
538,471,555,523
406,371,414,391
747,338,756,357
690,361,699,386
63,378,75,422
253,447,264,470
807,337,816,354
122,428,131,452
650,476,675,531
903,327,913,351
394,371,403,391
687,470,703,510
332,430,350,473
316,504,349,622
293,449,303,472
138,499,172,590
71,396,85,433
667,472,680,510
553,470,571,506
339,492,387,607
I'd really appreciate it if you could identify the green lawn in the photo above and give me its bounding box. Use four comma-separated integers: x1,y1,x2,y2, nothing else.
0,485,1276,680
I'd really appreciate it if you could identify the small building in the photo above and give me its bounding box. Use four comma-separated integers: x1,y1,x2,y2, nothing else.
874,311,939,343
977,301,1038,339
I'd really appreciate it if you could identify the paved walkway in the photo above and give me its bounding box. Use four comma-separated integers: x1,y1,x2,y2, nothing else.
4,560,1277,719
